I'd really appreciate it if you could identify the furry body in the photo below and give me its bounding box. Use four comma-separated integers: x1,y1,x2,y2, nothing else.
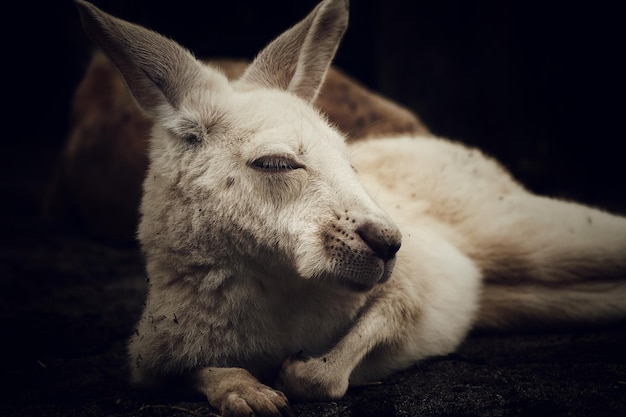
74,1,626,416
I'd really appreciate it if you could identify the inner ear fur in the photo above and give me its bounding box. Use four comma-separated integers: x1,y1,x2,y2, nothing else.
239,0,349,102
74,0,226,120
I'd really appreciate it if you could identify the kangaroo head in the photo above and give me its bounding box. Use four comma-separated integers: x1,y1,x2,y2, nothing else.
75,0,401,290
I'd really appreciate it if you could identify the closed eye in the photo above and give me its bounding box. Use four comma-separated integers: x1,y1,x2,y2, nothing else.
251,156,304,172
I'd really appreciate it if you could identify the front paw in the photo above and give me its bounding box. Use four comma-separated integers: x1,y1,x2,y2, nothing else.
198,367,296,417
276,354,349,402
220,384,295,417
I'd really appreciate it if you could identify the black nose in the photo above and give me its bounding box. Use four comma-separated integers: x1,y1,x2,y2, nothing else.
356,221,401,261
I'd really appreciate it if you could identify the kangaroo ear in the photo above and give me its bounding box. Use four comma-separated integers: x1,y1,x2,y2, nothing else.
239,0,349,102
74,0,221,120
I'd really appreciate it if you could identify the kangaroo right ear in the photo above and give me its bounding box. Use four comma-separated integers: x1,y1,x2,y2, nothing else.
74,0,225,121
238,0,349,103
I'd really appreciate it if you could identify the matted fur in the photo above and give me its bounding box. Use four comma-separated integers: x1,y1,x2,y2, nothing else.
74,1,626,416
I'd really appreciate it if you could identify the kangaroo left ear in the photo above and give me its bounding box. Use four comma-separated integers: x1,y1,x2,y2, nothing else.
238,0,349,103
74,0,227,122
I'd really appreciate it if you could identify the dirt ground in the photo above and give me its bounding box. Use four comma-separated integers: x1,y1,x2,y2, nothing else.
1,145,625,417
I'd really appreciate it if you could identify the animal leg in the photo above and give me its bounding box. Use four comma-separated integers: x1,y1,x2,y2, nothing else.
277,228,481,401
194,367,295,417
472,193,626,329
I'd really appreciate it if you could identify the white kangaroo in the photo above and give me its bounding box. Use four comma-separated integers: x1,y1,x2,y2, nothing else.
74,1,626,416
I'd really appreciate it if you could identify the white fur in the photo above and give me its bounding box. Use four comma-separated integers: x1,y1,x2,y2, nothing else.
74,0,626,415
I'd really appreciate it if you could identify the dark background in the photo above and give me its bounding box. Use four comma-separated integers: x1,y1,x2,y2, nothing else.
2,1,625,417
8,0,626,210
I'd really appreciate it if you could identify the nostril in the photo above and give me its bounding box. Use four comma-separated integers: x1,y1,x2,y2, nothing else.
356,221,401,261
